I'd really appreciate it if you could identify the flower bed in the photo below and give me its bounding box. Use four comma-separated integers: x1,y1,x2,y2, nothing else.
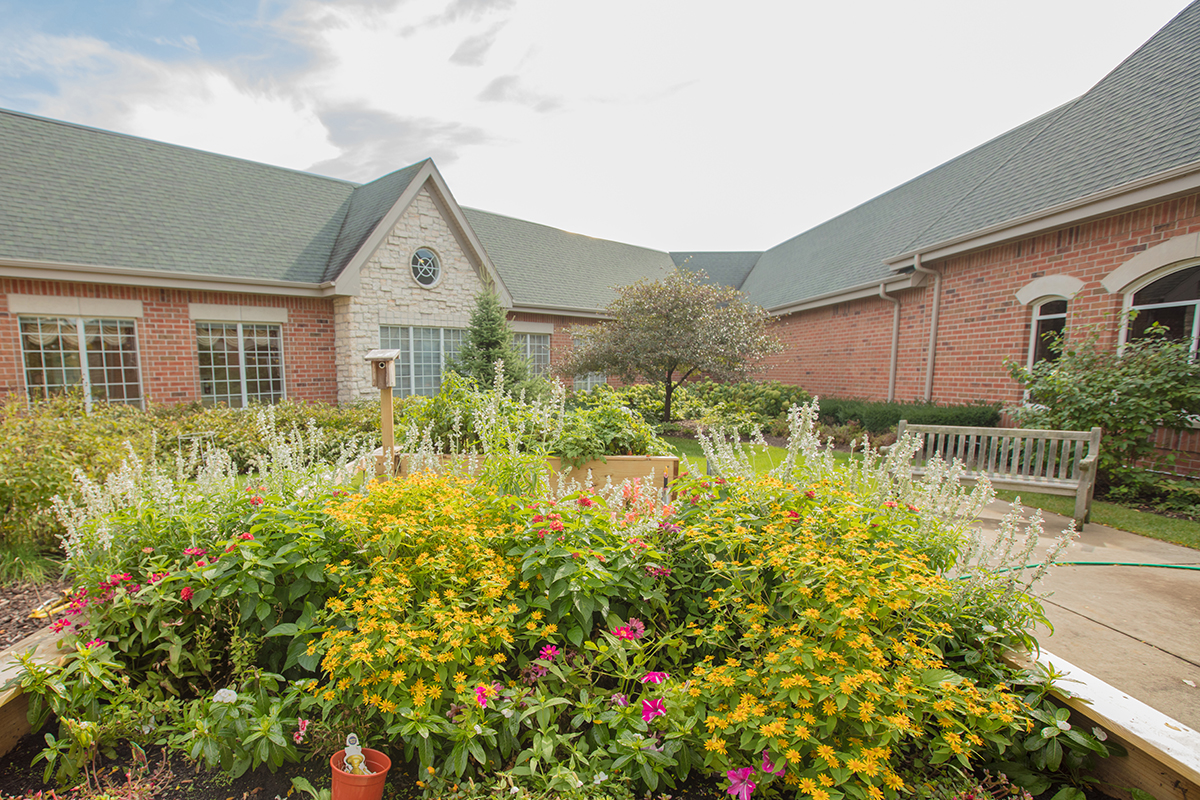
10,402,1120,799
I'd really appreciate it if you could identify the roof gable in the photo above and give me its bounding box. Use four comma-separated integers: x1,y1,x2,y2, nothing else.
670,251,763,289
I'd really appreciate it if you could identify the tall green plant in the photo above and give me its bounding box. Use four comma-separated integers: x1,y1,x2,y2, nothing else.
449,291,531,391
1006,320,1200,482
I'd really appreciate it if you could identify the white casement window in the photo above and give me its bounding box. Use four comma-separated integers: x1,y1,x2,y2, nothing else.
1028,299,1068,366
379,326,464,397
19,316,143,409
1124,263,1200,355
513,332,551,376
196,322,285,407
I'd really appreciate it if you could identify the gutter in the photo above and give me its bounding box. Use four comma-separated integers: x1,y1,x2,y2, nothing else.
878,283,901,402
884,161,1200,269
508,303,612,320
0,257,336,298
768,274,918,316
912,254,941,402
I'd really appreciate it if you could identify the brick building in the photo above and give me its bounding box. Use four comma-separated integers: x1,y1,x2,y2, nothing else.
3,2,1200,462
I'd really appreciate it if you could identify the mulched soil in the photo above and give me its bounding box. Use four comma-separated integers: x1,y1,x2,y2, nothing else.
0,730,417,800
0,583,70,651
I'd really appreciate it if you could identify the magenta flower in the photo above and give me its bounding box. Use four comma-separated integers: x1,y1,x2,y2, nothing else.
609,693,629,707
726,768,757,800
613,626,635,640
641,698,665,723
640,671,669,684
86,638,106,648
761,751,784,775
183,547,206,557
539,645,559,661
475,684,493,708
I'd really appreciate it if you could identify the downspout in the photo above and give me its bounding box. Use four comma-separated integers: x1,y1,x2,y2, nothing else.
912,254,942,402
878,283,900,402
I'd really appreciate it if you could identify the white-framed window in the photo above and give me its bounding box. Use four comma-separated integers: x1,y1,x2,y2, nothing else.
410,247,441,288
513,333,551,376
380,326,464,396
1028,299,1068,366
1125,263,1200,355
196,322,285,407
19,316,143,409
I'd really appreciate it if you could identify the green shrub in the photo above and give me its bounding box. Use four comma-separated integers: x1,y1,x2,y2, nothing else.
1007,321,1200,484
818,398,1000,433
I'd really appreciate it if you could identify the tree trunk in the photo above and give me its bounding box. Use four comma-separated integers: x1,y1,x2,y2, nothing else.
663,376,674,423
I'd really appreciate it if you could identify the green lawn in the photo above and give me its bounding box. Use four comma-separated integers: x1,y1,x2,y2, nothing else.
993,489,1200,550
663,436,790,476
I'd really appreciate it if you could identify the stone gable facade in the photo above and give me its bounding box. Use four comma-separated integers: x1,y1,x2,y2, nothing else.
334,187,490,402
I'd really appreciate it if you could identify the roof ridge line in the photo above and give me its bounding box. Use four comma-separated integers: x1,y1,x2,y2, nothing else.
0,106,360,189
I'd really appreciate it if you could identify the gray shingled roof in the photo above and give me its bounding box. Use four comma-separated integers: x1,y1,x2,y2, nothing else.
463,208,676,310
324,162,427,282
671,252,762,289
0,109,359,283
741,1,1200,310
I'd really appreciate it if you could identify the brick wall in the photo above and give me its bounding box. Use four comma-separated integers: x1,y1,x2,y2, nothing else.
1,278,338,406
761,191,1200,467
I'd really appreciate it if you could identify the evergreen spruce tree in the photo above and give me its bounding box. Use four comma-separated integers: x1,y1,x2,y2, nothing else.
449,291,531,391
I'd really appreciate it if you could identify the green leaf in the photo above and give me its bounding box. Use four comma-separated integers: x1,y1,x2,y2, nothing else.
265,622,298,638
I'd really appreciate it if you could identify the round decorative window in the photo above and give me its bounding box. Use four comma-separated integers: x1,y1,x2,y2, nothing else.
411,248,441,287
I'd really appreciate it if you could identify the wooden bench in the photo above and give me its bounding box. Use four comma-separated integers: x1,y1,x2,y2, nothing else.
896,420,1103,528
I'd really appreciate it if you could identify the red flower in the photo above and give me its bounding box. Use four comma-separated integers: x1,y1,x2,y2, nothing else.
239,532,254,540
180,587,194,601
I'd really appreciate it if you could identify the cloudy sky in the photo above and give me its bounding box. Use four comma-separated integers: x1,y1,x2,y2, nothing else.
0,0,1190,251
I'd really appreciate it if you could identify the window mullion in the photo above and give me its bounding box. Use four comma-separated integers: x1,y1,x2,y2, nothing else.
76,318,93,412
236,323,249,408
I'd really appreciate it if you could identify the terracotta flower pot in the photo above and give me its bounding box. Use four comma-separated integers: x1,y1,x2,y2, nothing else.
330,747,391,800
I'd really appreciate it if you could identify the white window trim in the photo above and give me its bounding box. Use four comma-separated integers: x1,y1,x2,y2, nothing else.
1026,299,1069,370
1116,258,1200,357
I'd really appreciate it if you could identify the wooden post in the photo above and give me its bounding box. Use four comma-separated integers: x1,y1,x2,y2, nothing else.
378,385,393,478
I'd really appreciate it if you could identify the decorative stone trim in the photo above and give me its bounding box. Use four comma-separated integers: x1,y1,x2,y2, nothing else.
188,303,288,323
1014,275,1084,305
8,294,143,318
1102,232,1200,293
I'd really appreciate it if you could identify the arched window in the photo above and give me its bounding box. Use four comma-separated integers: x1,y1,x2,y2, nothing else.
1127,263,1200,354
1015,275,1081,367
1029,299,1068,366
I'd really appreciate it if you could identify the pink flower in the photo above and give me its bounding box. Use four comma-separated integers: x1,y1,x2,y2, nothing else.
475,684,494,708
883,500,898,508
614,626,635,640
805,490,816,499
225,545,237,553
51,619,70,632
549,520,564,532
183,548,206,557
87,638,106,648
239,532,254,540
141,547,154,554
761,751,784,775
610,693,629,707
196,560,208,567
249,496,264,506
539,645,559,661
907,503,919,512
293,718,310,744
578,496,594,508
726,767,757,800
641,698,665,723
532,514,544,523
640,672,669,684
180,587,194,601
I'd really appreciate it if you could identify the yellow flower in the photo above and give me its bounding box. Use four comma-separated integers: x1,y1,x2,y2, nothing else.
704,737,727,754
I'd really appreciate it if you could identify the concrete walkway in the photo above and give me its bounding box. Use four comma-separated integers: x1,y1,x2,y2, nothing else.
975,499,1200,731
